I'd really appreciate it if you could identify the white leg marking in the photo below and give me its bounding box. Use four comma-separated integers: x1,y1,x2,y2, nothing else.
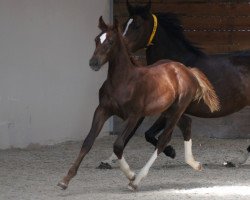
118,156,135,180
130,149,158,190
184,139,202,171
100,33,107,44
123,18,133,36
101,153,118,165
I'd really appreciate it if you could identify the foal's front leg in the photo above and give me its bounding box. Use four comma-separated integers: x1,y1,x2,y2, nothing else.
113,116,143,181
58,105,111,190
98,117,144,169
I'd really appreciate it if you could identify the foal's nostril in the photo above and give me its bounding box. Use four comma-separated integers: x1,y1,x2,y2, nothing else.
89,58,98,67
89,58,101,71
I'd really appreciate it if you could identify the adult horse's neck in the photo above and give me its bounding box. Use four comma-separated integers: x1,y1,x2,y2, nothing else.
146,15,205,65
108,35,135,85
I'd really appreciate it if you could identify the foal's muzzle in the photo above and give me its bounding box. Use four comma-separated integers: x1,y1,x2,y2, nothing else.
89,57,101,71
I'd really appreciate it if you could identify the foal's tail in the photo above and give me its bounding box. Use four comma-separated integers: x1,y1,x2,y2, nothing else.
189,68,220,113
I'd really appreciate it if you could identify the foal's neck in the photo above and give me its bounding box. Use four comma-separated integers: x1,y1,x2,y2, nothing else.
108,36,135,85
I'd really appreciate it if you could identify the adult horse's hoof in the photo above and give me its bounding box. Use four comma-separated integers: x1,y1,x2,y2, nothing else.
96,162,112,169
164,145,176,159
223,162,236,168
128,182,138,191
57,181,68,190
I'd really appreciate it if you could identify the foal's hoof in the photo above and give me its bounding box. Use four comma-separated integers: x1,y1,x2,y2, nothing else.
128,182,138,191
57,181,68,190
197,163,203,171
129,174,136,182
164,145,176,159
97,162,112,169
189,161,203,171
223,161,236,168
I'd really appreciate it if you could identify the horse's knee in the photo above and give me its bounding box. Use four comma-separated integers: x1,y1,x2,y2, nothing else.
163,145,176,159
179,115,192,129
178,115,192,140
113,141,124,159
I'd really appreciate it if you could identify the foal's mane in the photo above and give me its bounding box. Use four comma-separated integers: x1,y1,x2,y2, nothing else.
115,25,140,66
155,12,205,56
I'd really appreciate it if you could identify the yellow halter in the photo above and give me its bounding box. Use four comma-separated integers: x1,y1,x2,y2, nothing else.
146,14,158,47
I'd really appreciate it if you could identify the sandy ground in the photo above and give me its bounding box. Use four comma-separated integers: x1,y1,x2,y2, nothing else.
0,135,249,200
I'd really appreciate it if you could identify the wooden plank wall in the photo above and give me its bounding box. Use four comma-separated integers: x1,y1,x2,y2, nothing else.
114,0,250,54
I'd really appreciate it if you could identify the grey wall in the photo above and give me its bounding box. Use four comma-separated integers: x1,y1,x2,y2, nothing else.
0,0,111,149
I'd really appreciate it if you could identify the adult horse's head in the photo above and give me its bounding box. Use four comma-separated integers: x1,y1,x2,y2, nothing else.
123,0,154,52
89,17,120,71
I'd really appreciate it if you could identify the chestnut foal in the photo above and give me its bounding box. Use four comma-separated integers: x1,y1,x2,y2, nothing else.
58,17,220,191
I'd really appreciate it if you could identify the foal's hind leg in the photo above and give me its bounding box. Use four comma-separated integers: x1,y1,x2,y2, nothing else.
129,104,187,190
178,115,202,171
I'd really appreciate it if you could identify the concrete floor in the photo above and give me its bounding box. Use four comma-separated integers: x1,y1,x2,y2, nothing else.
0,135,249,200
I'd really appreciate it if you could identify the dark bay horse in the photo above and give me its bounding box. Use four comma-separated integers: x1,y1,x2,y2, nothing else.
58,17,219,190
99,0,250,168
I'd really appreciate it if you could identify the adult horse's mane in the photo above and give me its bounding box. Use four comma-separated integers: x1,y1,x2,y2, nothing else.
156,12,205,56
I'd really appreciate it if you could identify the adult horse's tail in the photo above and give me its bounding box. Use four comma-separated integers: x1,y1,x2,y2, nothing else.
189,68,220,113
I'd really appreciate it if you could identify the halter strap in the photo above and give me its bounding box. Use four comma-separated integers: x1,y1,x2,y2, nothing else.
146,14,158,47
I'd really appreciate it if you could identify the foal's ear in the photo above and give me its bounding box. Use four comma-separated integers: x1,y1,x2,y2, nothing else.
98,16,108,31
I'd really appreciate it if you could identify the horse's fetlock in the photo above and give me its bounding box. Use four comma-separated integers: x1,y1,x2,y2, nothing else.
68,166,77,177
145,133,154,143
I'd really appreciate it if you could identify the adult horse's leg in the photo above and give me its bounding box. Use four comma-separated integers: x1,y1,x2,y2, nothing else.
98,118,145,169
224,145,250,167
178,114,202,170
145,113,201,170
113,116,143,181
57,105,111,190
145,115,176,158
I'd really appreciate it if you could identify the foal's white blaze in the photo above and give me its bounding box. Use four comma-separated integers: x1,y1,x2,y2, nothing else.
100,33,107,44
118,156,135,180
132,149,158,187
184,139,202,170
123,18,133,36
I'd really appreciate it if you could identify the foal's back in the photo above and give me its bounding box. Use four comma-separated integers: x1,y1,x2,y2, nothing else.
133,60,199,116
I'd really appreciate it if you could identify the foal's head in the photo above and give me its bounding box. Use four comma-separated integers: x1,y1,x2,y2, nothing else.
89,17,121,71
123,0,153,52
